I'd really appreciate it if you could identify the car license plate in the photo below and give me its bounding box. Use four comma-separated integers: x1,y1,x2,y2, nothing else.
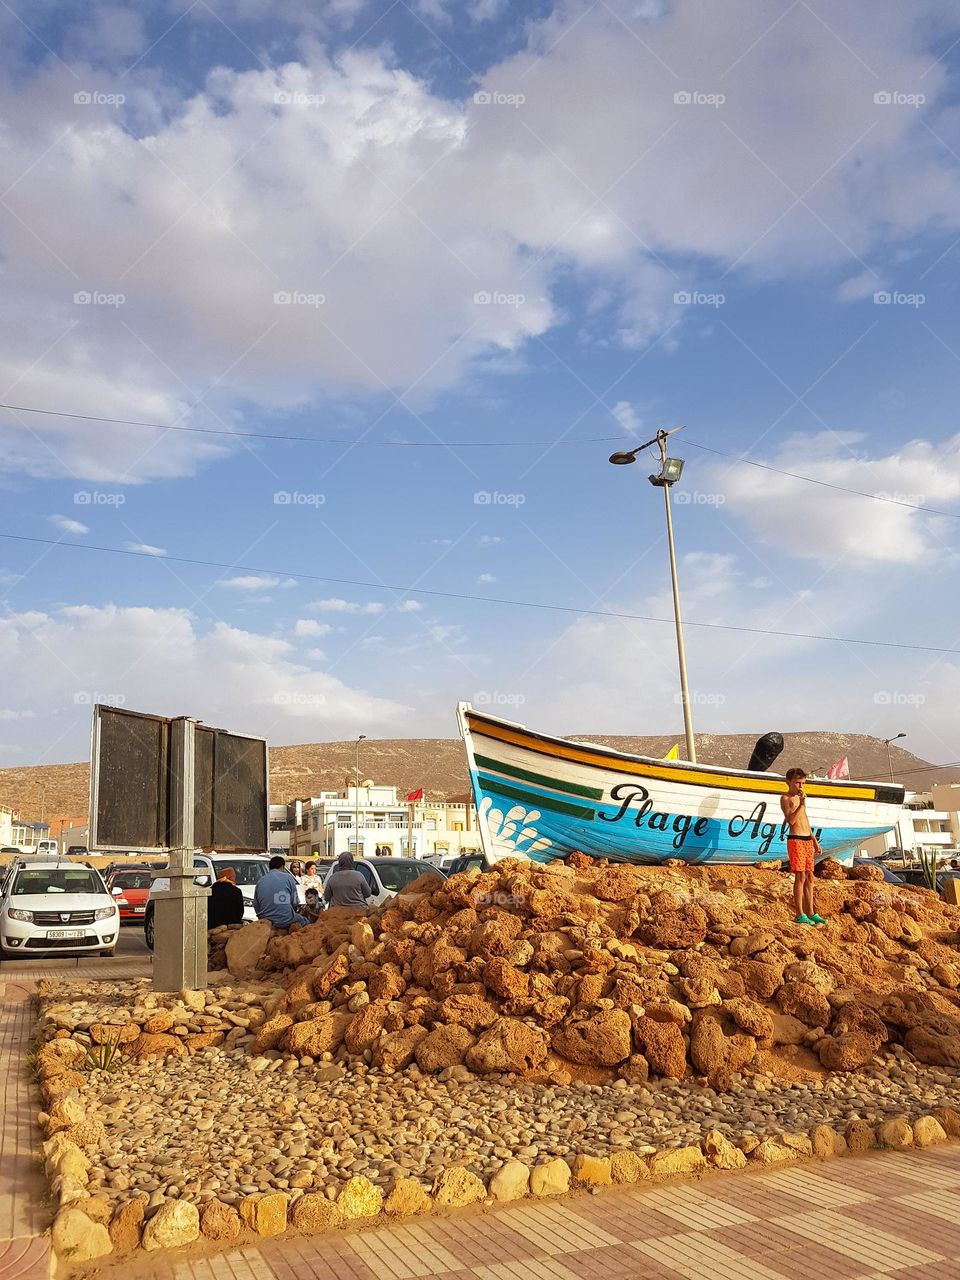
133,907,145,914
45,929,85,939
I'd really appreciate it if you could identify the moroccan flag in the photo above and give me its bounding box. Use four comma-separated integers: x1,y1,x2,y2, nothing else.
826,757,849,780
406,788,424,802
663,744,680,761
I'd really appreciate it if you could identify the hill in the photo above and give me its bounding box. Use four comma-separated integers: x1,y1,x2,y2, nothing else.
0,728,948,823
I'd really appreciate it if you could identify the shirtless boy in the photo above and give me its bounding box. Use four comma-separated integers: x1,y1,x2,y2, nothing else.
780,767,825,925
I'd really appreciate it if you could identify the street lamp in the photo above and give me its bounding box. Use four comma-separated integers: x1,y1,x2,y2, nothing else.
883,732,906,783
355,735,367,857
884,732,906,855
609,426,696,763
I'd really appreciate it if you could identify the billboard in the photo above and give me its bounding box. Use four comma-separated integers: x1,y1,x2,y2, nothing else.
89,705,268,853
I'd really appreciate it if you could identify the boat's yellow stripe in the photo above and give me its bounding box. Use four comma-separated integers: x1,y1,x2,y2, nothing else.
467,714,877,801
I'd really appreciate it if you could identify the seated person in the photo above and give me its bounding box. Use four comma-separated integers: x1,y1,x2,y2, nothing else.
323,852,374,910
302,886,324,922
207,866,245,928
253,855,308,928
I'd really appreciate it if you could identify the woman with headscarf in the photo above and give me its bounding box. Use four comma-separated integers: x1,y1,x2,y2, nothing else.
207,865,245,928
323,852,374,910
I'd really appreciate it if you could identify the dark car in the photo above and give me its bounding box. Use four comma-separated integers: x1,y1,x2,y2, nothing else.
444,854,487,876
852,858,905,886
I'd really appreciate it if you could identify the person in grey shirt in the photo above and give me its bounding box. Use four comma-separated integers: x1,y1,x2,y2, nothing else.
324,852,374,910
253,856,308,928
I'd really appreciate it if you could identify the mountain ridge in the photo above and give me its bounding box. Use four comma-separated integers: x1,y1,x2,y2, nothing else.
0,729,949,823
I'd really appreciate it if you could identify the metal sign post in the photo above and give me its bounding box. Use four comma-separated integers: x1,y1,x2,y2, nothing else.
152,717,209,992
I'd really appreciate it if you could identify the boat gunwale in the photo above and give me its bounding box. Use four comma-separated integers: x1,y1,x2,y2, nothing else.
460,703,906,806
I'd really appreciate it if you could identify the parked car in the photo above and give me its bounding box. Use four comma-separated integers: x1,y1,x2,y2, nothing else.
105,866,153,923
321,856,440,908
443,854,487,876
0,858,119,959
851,858,905,886
144,853,269,950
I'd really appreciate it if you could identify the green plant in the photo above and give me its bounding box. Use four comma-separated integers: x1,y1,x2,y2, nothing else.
81,1030,125,1073
918,849,940,893
23,1048,40,1083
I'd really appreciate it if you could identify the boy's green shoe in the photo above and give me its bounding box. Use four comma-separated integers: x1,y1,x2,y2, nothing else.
793,914,813,925
810,913,827,925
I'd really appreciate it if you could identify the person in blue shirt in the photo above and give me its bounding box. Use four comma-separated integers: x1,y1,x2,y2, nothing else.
253,856,308,928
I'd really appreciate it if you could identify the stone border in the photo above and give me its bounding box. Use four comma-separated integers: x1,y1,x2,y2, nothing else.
37,1030,960,1268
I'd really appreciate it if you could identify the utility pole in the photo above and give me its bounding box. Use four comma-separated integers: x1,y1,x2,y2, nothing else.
152,717,209,991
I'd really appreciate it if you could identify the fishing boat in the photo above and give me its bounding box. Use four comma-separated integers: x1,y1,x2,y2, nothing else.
458,703,905,866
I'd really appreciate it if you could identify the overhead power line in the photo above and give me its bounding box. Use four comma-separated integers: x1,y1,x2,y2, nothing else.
0,401,621,449
2,398,958,518
3,530,960,656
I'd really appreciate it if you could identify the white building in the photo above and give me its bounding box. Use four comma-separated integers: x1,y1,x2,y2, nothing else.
0,805,14,848
290,785,481,862
860,788,960,861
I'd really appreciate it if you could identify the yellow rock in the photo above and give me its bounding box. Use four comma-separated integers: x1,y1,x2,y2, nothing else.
650,1146,707,1179
703,1130,747,1170
844,1120,875,1153
200,1200,242,1241
141,1200,200,1250
239,1193,288,1237
572,1155,612,1186
384,1178,432,1216
913,1116,947,1148
432,1167,486,1207
750,1139,796,1166
489,1161,531,1201
530,1158,572,1196
52,1208,113,1263
878,1118,914,1150
290,1194,342,1233
610,1151,649,1183
810,1125,847,1158
337,1176,383,1220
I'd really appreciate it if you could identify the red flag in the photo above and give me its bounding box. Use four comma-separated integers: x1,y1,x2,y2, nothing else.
406,788,424,802
826,757,849,780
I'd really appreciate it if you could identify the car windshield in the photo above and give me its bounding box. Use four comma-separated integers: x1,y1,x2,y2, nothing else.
13,868,102,895
374,862,429,893
113,871,152,889
210,859,267,886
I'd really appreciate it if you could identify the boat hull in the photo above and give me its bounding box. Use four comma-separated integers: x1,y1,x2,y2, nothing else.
457,704,905,866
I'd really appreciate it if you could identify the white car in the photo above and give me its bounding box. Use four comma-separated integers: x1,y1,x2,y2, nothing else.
0,858,120,959
144,853,269,950
321,856,438,908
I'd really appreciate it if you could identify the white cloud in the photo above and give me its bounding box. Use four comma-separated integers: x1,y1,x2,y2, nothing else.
707,432,960,566
124,542,167,556
478,535,502,547
50,515,89,535
478,572,497,583
0,603,409,754
396,599,423,612
309,597,384,615
0,2,956,482
294,619,333,637
836,270,883,302
222,575,296,591
611,401,642,435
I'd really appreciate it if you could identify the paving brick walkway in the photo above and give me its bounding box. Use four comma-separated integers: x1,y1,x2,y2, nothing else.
3,968,960,1280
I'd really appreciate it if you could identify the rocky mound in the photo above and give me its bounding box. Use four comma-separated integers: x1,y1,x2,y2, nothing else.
244,856,960,1088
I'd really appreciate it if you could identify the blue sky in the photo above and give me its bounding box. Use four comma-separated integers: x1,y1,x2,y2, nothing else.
2,0,960,773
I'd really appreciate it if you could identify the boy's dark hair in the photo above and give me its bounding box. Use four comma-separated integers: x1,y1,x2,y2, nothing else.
785,767,807,781
268,855,286,870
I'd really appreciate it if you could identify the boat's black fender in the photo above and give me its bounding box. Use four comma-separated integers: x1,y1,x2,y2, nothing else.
746,732,785,773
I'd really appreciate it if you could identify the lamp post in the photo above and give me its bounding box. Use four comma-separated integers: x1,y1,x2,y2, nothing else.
355,734,366,857
884,732,906,855
883,732,906,784
609,427,696,763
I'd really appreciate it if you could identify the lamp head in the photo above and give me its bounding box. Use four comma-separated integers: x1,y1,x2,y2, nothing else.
608,450,639,465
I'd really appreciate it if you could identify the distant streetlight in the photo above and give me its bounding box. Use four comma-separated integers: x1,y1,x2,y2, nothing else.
355,735,367,856
883,732,906,783
609,426,696,763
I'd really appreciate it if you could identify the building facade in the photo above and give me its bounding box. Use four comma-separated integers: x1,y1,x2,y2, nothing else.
858,788,960,860
289,785,481,862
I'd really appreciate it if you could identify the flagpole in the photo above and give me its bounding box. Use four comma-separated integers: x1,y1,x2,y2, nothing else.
407,798,414,859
